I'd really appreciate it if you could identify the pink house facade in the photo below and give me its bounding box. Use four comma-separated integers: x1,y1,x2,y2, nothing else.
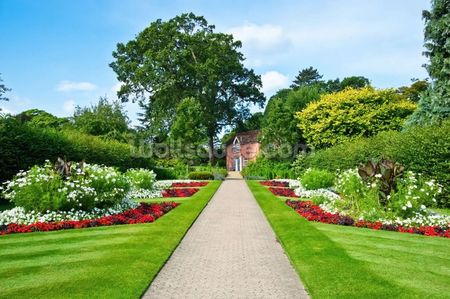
226,130,260,171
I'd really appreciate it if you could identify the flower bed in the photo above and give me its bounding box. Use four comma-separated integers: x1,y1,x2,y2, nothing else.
260,181,289,187
268,187,299,197
0,202,179,236
286,200,450,238
172,182,208,188
161,188,199,198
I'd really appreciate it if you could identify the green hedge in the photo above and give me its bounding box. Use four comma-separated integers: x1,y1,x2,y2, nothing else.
187,171,214,180
0,117,154,182
241,157,295,179
295,121,450,206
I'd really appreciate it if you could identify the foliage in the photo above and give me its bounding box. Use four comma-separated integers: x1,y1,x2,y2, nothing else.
293,121,450,207
290,66,323,89
73,97,130,142
241,157,294,179
0,73,11,103
406,1,450,126
170,97,207,147
296,87,416,148
330,168,443,223
15,109,69,128
358,159,404,206
110,13,265,164
300,168,335,190
125,168,156,190
1,161,131,212
261,86,320,157
397,79,429,102
187,171,214,180
0,116,154,182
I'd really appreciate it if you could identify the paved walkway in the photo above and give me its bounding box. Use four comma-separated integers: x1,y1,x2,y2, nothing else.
143,172,309,299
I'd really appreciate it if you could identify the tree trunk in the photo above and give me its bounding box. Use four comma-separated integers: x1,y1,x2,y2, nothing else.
208,135,215,166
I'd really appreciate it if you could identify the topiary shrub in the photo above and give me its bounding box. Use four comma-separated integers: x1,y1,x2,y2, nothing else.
187,171,214,180
300,168,335,190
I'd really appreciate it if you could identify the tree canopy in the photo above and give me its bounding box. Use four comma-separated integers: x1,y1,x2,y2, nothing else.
16,109,69,128
110,13,265,163
290,67,323,89
406,0,450,126
296,87,417,148
73,97,130,142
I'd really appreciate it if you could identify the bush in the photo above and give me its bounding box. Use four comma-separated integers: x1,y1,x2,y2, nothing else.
300,168,335,190
187,171,214,180
296,87,416,148
1,162,130,212
294,121,450,207
0,116,154,183
125,168,156,190
241,157,295,179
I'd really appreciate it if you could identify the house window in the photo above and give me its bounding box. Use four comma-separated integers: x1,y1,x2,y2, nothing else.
232,137,240,153
243,159,248,167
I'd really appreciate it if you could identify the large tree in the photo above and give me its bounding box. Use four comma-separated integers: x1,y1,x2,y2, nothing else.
110,13,264,164
261,86,320,158
406,0,450,126
290,67,323,89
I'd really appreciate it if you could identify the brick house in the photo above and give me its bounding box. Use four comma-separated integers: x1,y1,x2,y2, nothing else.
226,130,260,171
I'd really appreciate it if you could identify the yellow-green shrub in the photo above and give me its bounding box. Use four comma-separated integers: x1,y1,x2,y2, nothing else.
296,87,416,148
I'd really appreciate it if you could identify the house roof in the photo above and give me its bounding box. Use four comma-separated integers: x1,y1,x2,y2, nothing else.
226,130,260,145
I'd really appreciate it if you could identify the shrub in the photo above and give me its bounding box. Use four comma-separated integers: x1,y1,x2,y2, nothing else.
0,116,155,183
294,121,450,207
300,168,335,190
125,168,156,190
187,171,214,180
241,157,295,179
295,87,416,148
1,161,130,212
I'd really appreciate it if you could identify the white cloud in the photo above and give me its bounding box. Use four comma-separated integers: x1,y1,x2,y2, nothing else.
261,71,289,95
62,100,76,114
56,80,97,92
228,23,289,51
0,106,14,115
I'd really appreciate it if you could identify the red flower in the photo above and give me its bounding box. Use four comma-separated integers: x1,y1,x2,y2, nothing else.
0,202,180,236
260,181,289,187
268,187,298,197
285,199,449,238
172,182,208,188
162,188,199,197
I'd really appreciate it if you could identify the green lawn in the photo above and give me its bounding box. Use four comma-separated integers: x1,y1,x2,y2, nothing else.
247,181,450,299
0,181,221,299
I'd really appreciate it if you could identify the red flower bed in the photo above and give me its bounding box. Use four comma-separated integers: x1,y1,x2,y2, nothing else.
172,182,208,188
286,200,450,238
162,188,199,197
0,202,179,236
268,187,298,197
260,181,289,187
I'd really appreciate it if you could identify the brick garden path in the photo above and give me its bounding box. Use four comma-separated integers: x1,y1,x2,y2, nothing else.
143,172,309,298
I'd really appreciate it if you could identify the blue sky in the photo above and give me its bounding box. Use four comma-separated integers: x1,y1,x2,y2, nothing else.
0,0,430,126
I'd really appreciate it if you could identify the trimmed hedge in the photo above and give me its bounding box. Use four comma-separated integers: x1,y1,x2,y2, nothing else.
187,171,214,180
0,117,154,182
294,121,450,206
